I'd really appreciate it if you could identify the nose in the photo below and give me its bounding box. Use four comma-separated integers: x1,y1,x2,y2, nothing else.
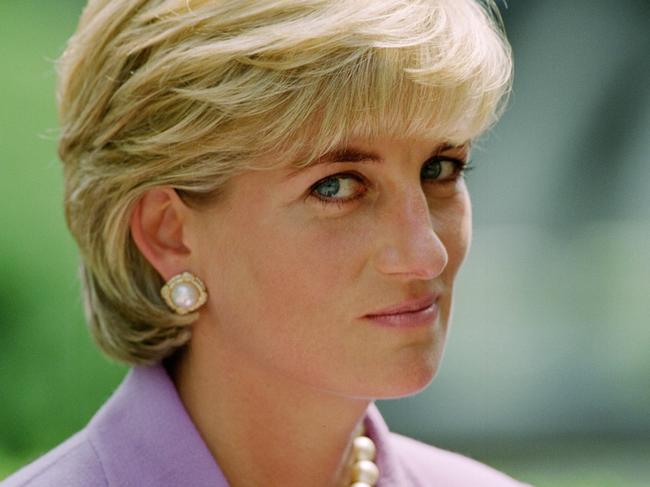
373,190,448,280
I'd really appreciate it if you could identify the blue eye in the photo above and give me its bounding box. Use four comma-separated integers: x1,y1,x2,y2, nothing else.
309,157,472,209
311,174,364,202
421,157,468,181
315,177,340,197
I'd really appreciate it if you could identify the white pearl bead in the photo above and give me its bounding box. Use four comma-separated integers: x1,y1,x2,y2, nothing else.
350,483,372,487
171,282,198,309
352,460,379,485
353,436,376,461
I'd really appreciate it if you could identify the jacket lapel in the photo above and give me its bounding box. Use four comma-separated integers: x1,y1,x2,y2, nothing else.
87,364,229,487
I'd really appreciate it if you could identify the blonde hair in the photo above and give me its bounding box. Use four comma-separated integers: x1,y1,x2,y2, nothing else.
57,0,513,365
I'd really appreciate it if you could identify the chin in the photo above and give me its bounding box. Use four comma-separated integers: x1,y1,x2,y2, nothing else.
384,364,440,399
351,353,443,400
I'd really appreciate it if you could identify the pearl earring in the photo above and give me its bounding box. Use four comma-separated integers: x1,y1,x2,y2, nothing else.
160,272,208,315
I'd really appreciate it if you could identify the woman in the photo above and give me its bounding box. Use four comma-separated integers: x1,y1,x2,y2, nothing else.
3,0,529,486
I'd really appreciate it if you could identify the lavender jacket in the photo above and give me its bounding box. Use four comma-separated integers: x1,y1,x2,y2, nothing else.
2,364,531,486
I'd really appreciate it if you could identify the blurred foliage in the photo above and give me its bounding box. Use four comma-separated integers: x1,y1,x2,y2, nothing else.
0,0,127,469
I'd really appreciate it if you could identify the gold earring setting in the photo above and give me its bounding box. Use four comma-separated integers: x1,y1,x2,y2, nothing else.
160,272,207,315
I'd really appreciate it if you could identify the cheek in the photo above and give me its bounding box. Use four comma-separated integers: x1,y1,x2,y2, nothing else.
246,216,368,311
195,207,327,371
203,197,367,335
433,192,471,328
434,190,472,277
208,212,372,384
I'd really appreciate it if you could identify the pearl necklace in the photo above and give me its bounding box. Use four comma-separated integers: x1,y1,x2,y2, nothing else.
347,424,379,487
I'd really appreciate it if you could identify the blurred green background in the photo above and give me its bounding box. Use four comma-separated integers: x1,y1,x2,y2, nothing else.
1,1,648,486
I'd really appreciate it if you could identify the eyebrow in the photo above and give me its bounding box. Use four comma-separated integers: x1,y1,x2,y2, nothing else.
312,148,384,165
284,141,465,180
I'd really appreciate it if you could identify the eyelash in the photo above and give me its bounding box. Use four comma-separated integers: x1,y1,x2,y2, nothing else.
308,157,474,209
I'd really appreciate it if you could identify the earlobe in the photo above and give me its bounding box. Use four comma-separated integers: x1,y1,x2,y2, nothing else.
130,187,191,281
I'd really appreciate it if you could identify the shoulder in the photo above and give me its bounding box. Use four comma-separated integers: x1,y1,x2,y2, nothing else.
388,432,532,487
1,431,107,487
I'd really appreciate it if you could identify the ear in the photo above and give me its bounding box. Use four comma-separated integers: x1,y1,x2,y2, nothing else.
130,187,191,281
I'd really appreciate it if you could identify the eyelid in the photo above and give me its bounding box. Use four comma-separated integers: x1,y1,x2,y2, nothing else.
307,157,472,208
309,170,367,189
423,156,472,178
308,172,368,204
429,154,469,165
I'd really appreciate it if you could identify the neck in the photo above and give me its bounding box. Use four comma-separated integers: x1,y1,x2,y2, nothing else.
169,330,372,487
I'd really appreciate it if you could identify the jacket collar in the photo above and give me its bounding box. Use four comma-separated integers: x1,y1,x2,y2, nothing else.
87,364,406,486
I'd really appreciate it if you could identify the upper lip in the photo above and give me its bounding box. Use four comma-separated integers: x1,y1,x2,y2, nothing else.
365,293,440,317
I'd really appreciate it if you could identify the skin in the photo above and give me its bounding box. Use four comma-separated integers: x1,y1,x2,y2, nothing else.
131,135,472,487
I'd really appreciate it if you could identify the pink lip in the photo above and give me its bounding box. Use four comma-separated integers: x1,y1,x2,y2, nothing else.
363,293,441,328
364,303,439,328
366,293,440,316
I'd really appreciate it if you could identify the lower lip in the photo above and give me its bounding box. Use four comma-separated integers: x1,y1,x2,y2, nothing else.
363,303,439,328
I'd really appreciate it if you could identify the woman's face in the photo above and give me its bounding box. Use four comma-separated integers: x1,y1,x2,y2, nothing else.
185,136,472,399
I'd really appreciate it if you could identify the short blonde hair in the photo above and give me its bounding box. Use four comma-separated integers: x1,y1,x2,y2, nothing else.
58,0,513,365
